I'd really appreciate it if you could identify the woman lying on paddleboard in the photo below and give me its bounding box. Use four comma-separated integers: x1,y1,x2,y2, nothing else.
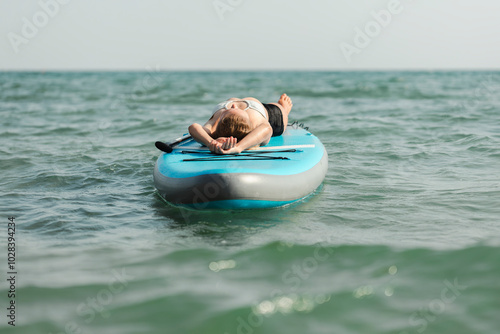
188,94,293,154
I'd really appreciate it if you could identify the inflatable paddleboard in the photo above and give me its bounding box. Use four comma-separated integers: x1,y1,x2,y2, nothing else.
154,126,328,209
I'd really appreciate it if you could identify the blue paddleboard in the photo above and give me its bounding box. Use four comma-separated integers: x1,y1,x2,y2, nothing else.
154,127,328,209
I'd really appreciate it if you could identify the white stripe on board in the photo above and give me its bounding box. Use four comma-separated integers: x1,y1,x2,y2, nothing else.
176,144,315,151
255,144,316,150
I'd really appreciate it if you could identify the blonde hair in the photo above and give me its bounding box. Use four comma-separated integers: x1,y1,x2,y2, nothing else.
212,114,252,141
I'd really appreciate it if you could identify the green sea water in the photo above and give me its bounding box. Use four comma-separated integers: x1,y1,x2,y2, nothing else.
1,71,500,334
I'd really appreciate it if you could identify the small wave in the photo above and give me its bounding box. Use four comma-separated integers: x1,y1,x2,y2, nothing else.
286,85,451,100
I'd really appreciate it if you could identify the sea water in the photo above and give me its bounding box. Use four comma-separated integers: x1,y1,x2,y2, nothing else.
1,71,499,333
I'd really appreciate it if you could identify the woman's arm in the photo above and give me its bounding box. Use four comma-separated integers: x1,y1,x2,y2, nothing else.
188,123,214,147
189,121,230,153
215,123,272,154
188,110,221,145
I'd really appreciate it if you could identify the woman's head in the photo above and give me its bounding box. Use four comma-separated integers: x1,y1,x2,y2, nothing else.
213,113,252,141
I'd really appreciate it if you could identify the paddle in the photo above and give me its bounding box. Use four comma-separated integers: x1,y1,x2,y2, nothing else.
155,134,192,153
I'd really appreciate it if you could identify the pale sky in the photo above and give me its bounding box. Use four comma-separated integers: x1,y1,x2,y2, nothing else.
1,0,500,70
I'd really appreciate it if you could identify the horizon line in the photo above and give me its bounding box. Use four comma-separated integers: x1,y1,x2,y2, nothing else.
1,68,500,73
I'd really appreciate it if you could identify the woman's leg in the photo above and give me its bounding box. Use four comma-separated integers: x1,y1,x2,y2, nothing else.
268,94,293,132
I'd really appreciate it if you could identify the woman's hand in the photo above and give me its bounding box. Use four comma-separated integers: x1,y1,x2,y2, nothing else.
217,146,242,154
221,137,236,150
209,139,222,153
210,137,240,154
218,137,241,154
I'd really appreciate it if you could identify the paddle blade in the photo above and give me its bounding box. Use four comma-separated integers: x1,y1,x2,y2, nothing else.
155,141,173,153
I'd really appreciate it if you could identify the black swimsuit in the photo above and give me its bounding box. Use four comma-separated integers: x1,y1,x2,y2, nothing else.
262,103,284,137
